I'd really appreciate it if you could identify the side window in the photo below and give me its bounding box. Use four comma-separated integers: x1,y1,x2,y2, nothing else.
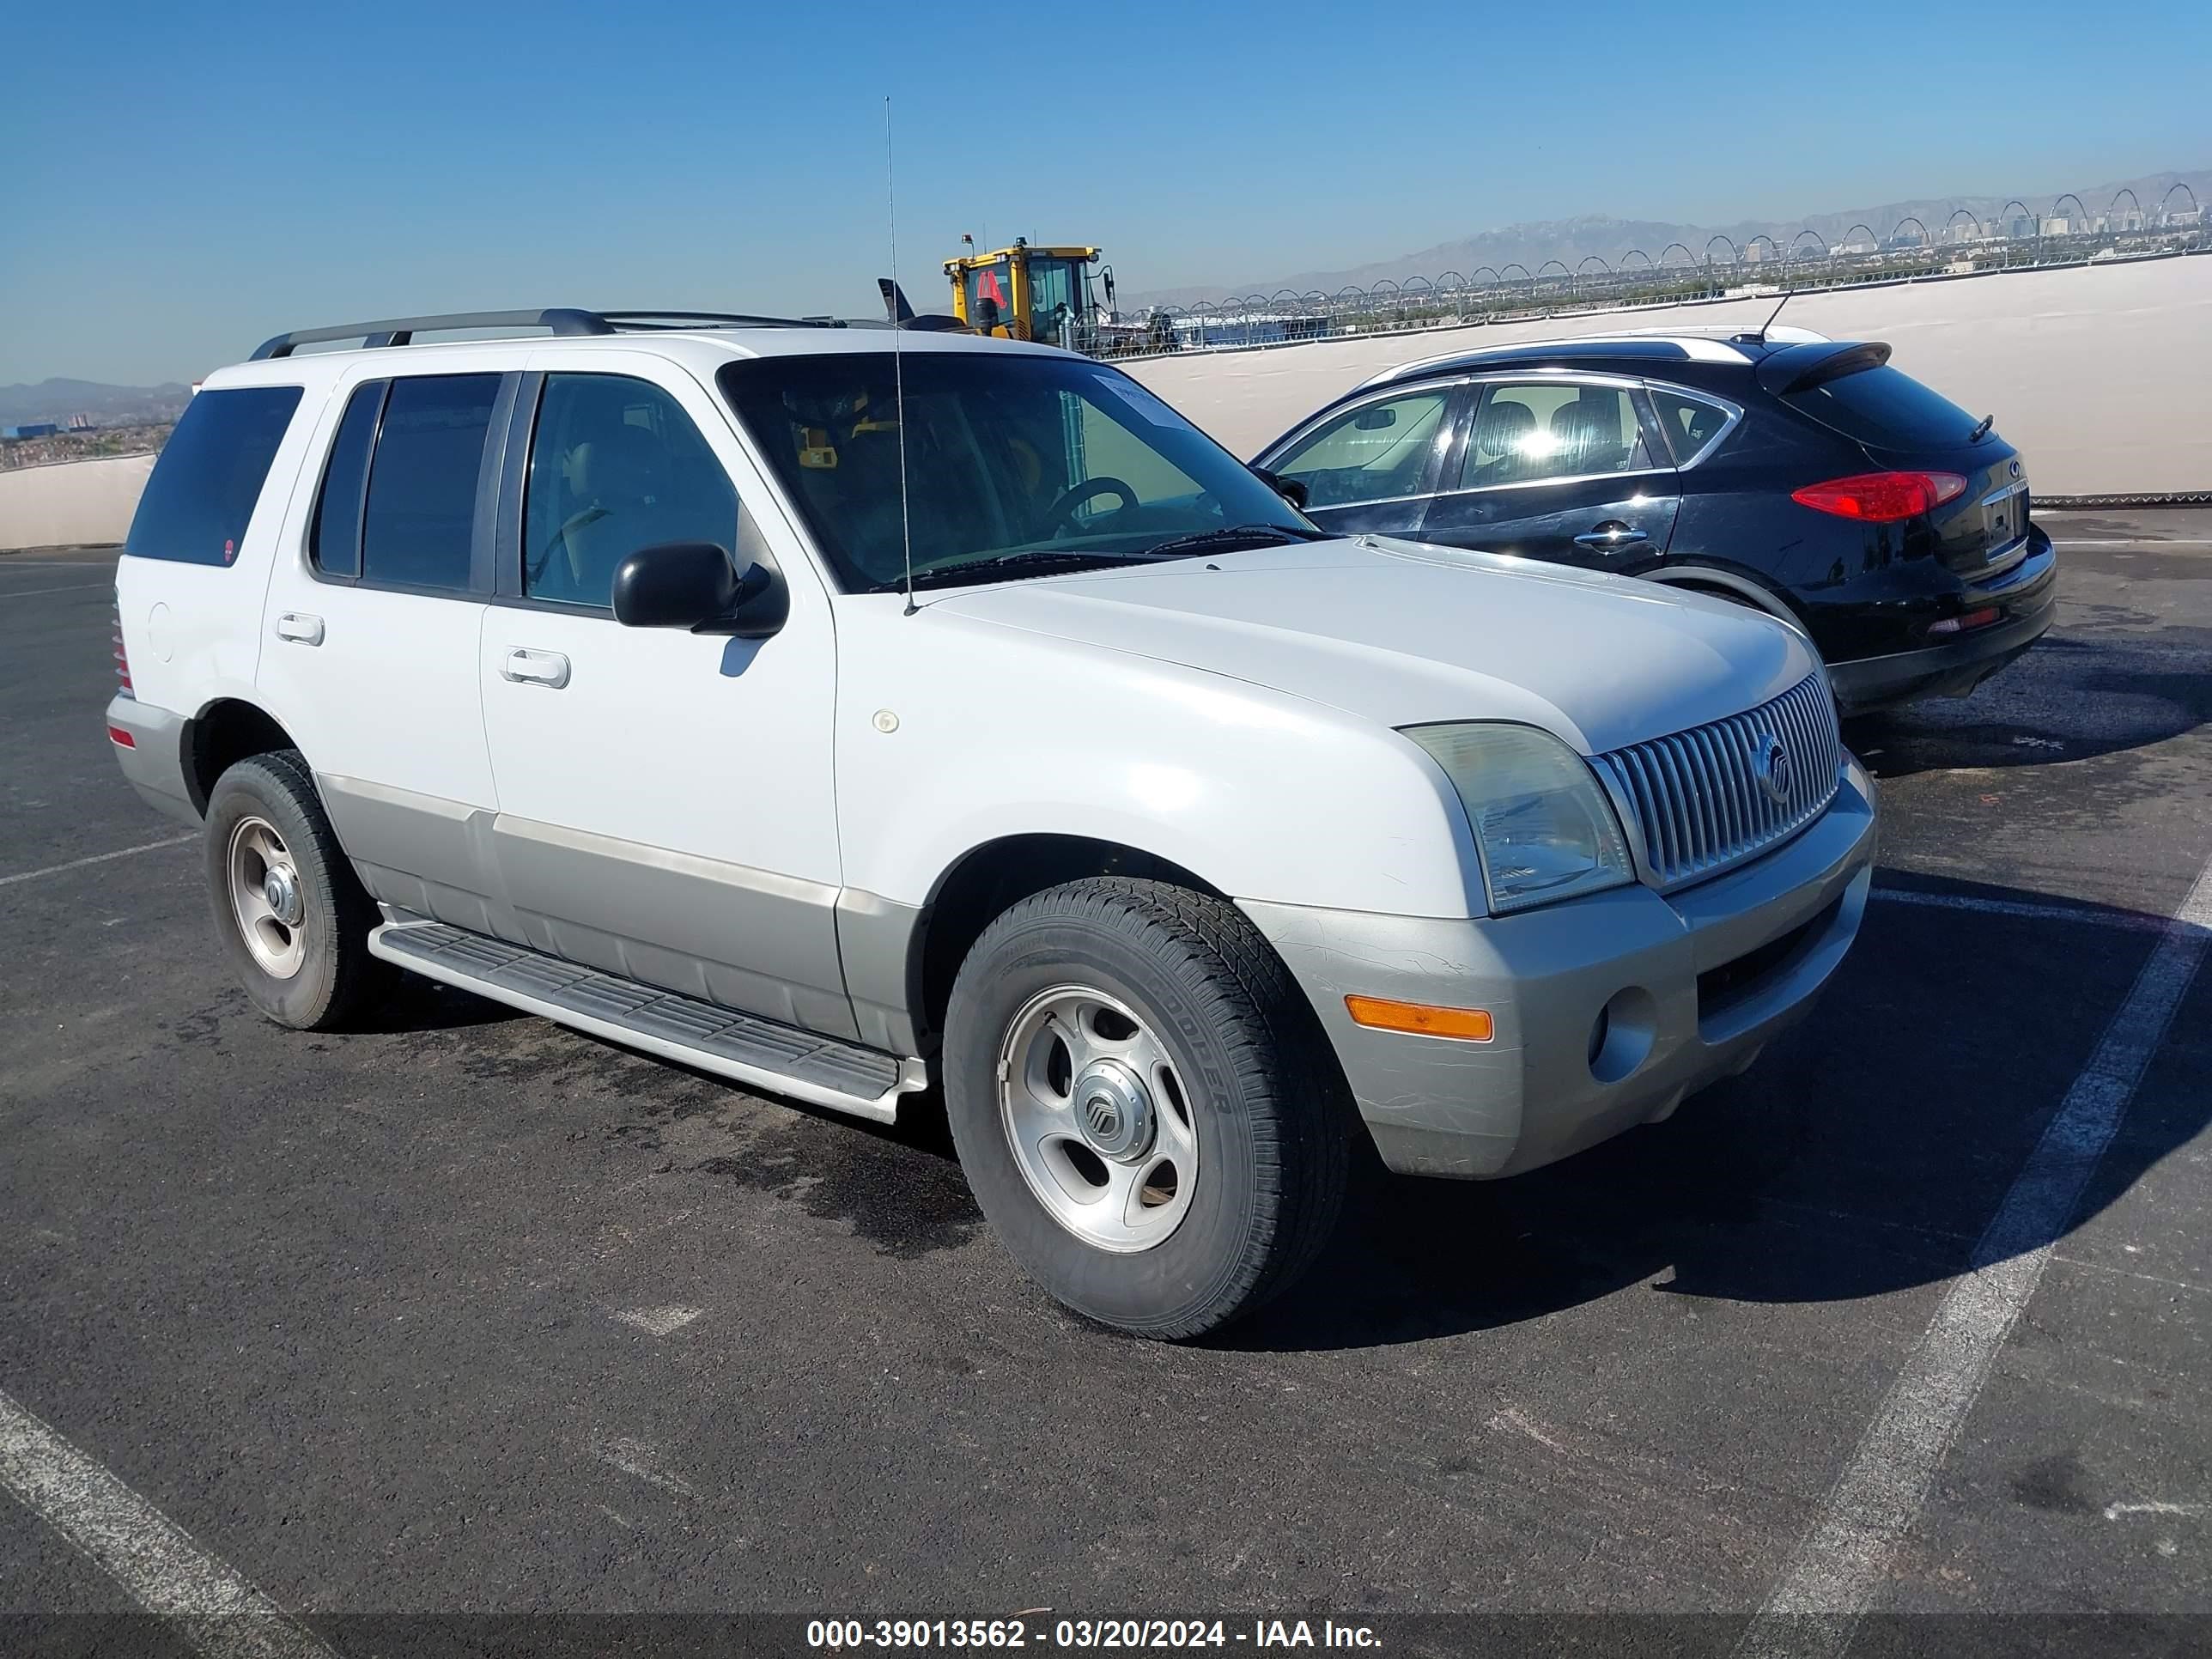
1458,383,1651,489
523,374,739,609
309,380,384,579
125,386,303,566
1646,386,1735,466
360,374,501,592
1271,390,1451,508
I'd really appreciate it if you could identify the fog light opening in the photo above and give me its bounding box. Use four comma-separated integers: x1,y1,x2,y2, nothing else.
1589,987,1658,1085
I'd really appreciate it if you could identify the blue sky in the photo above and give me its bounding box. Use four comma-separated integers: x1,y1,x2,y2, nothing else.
3,0,2206,385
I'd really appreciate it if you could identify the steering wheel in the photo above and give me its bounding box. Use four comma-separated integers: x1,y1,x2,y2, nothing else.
1038,477,1138,537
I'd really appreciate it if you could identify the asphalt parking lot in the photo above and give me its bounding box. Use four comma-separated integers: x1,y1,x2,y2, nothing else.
2,515,2209,1656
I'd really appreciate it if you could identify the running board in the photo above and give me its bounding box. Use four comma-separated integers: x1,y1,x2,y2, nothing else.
368,921,925,1123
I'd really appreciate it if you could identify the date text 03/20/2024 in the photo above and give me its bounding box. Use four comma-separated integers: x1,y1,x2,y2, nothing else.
805,1618,1382,1649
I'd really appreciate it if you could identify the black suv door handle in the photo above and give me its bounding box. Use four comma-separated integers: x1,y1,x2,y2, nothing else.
1573,522,1649,550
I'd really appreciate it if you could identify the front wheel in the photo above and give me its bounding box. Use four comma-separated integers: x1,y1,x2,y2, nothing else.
943,878,1349,1339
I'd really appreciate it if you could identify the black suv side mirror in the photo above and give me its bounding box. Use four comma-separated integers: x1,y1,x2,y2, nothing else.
611,542,787,638
1252,467,1310,510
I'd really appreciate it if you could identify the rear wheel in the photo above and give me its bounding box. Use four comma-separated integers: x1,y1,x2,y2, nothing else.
204,750,390,1030
943,878,1349,1339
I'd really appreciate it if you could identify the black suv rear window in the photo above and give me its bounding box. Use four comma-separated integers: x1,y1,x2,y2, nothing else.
1782,364,1981,449
125,386,302,565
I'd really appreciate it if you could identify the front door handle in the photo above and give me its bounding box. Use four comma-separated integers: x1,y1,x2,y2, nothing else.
501,648,571,688
274,611,325,645
1573,522,1650,551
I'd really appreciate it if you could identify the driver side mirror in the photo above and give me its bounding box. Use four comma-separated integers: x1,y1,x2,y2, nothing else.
611,542,787,639
1253,467,1310,510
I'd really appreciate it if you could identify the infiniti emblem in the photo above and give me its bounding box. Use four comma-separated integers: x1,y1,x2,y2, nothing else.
1753,733,1793,805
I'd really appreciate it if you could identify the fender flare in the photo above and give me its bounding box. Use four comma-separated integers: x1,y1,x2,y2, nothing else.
1641,563,1811,636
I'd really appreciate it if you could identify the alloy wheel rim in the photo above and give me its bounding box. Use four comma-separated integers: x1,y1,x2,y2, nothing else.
995,984,1199,1254
227,815,307,979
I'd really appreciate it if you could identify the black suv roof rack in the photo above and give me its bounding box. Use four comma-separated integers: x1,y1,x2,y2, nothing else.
249,307,843,361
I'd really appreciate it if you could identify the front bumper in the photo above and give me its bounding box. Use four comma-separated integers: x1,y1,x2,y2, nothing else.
1242,757,1877,1178
1826,534,2057,713
106,694,202,827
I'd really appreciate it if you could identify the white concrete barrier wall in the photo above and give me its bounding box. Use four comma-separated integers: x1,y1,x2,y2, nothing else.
0,453,156,551
1122,254,2212,496
2,256,2204,550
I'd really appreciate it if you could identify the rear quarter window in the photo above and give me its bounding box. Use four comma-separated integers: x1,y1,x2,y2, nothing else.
125,386,303,565
1782,364,1981,449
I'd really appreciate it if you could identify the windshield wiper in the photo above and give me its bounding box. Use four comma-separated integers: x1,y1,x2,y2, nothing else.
1138,523,1333,560
869,548,1152,593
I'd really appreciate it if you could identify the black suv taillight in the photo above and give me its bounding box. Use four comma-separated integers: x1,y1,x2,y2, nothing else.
1790,471,1967,523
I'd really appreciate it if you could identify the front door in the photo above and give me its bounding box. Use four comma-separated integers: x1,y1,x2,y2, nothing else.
1265,384,1466,538
1419,380,1680,571
477,355,854,1038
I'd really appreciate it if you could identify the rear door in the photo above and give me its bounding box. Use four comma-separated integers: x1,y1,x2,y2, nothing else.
256,363,510,927
1262,383,1467,538
1417,378,1679,569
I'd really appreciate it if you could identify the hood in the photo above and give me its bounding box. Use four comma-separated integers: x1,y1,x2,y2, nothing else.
929,537,1818,755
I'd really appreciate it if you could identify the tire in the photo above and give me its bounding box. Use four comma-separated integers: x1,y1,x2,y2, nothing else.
943,878,1350,1340
203,749,390,1030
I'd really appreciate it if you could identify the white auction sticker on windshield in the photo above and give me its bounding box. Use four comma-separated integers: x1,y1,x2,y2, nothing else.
1091,373,1179,428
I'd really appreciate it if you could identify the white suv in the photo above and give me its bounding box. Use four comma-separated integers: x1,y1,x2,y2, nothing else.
107,307,1875,1338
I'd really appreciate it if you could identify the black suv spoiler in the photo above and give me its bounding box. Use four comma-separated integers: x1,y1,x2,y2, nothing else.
1754,340,1892,398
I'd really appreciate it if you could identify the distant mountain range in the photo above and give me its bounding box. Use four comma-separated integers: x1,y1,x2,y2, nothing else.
1126,167,2211,307
0,378,191,428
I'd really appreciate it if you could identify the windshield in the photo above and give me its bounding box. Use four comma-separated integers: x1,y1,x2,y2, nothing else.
717,351,1314,592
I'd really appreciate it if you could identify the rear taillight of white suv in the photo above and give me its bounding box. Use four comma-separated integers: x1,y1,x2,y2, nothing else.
108,594,137,748
111,593,133,695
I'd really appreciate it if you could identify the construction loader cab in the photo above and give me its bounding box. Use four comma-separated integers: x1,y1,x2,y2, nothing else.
946,240,1101,349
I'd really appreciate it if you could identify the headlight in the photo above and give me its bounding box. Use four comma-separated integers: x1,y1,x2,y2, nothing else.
1402,722,1633,915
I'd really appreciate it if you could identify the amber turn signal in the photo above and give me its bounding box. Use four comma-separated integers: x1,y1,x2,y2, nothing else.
1344,994,1494,1042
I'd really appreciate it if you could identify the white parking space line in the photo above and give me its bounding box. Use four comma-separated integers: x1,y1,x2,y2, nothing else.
1870,886,2199,936
1738,854,2212,1658
0,1385,337,1659
611,1305,704,1336
0,581,113,599
0,559,119,568
2051,538,2212,548
0,835,197,890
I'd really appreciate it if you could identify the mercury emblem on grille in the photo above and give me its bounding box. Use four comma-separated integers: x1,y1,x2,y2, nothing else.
1753,733,1792,805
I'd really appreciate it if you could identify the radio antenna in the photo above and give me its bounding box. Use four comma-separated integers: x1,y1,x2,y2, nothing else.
1755,286,1793,343
887,96,916,616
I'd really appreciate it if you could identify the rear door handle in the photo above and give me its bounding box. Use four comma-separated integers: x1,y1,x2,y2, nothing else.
1573,523,1650,551
274,611,325,645
501,648,571,688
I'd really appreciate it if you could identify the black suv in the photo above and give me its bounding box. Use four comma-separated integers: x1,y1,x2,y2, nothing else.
1252,331,2057,712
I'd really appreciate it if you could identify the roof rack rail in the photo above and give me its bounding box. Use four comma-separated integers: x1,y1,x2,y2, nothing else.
249,307,842,361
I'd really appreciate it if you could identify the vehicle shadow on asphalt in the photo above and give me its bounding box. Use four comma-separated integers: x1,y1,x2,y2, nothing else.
1223,870,2204,1353
1847,624,2212,781
368,972,530,1034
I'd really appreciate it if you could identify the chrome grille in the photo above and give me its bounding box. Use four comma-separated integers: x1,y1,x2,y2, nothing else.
1590,672,1841,892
